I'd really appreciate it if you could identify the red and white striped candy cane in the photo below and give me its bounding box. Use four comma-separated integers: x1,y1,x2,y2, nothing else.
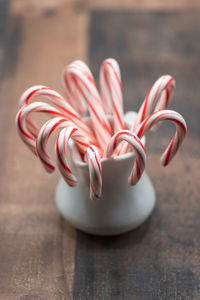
86,145,102,201
134,110,187,166
19,85,71,138
62,60,97,114
62,61,94,115
16,101,67,154
104,130,146,185
133,75,175,131
118,75,176,155
56,127,102,200
19,85,96,144
100,58,124,133
36,117,91,173
63,62,112,150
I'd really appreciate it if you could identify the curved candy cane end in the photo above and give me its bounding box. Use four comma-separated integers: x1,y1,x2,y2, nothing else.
90,189,101,202
46,166,55,173
59,167,78,188
160,154,172,167
67,179,78,187
127,175,134,186
105,130,146,186
86,145,102,201
37,152,55,173
26,143,37,156
16,111,38,156
55,129,79,188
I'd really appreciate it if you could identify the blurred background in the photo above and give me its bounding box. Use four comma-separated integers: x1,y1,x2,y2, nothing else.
0,1,200,299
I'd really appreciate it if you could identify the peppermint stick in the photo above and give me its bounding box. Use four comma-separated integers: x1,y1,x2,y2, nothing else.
56,128,102,200
104,130,146,185
36,117,91,173
118,75,176,155
63,62,112,150
100,58,124,132
134,110,187,166
19,85,96,144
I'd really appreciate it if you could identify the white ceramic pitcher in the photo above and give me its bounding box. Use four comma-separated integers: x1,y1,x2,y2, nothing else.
55,112,156,236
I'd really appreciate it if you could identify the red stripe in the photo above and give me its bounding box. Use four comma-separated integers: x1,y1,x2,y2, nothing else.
24,87,81,123
65,127,89,149
67,67,112,138
38,120,51,158
141,76,165,121
75,140,89,147
56,132,73,174
89,146,102,176
28,127,37,138
63,127,79,156
165,88,170,107
26,118,38,131
90,185,100,200
69,64,96,87
88,153,101,187
137,112,186,138
25,87,49,103
105,61,122,103
38,155,55,171
112,101,124,129
51,101,80,120
101,66,111,111
114,132,146,165
163,140,173,166
135,159,141,180
62,173,77,185
141,89,151,122
141,76,174,122
165,77,174,90
70,73,112,135
104,62,123,119
152,76,166,107
39,118,67,159
106,61,121,88
112,131,145,165
18,104,65,142
175,130,180,153
17,109,34,140
26,119,38,138
113,131,145,152
48,118,66,138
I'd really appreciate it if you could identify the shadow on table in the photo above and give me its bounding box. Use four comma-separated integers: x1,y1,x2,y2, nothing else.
75,215,153,250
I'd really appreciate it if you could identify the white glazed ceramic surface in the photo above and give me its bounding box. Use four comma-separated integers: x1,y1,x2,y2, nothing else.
55,112,156,236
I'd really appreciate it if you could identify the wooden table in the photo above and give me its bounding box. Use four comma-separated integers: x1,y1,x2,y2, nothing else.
0,1,200,299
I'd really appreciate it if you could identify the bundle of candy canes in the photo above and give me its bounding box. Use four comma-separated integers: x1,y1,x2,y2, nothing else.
16,58,187,201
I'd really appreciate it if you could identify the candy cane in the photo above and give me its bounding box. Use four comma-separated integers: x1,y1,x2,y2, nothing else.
19,85,96,144
134,110,187,166
86,145,102,201
104,130,146,185
62,62,88,115
56,127,102,200
36,117,91,173
133,75,175,131
63,62,112,150
117,75,176,155
16,101,67,154
62,60,95,115
100,58,124,133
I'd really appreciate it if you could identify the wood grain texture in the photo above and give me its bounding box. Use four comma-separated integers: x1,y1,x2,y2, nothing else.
0,1,89,299
73,11,200,300
77,0,200,11
0,0,11,80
